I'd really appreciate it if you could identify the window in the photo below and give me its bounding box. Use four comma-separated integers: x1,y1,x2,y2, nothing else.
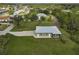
39,33,48,36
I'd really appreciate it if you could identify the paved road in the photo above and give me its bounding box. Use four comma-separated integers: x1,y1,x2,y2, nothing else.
0,24,14,35
9,31,34,36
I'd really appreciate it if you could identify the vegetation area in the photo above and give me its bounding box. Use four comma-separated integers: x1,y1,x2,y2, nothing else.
0,4,79,54
0,35,10,54
12,20,53,31
10,7,54,31
52,5,79,44
0,24,9,31
3,29,79,55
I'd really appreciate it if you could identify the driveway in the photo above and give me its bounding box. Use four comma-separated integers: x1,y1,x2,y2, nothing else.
9,31,34,36
0,24,14,35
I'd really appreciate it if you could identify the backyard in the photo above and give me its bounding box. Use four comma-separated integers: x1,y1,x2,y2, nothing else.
12,20,53,31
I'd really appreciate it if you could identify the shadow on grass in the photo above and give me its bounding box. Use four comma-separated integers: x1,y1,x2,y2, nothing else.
70,38,79,44
60,39,66,44
70,36,79,44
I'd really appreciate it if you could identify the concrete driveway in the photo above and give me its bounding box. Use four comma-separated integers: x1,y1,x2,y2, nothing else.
0,24,14,35
9,31,34,36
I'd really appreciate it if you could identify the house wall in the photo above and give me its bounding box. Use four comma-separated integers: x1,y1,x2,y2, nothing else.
34,33,61,38
0,18,12,23
38,16,41,20
35,33,51,38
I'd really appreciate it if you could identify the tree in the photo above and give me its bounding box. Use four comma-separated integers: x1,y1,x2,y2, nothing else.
41,16,46,21
27,9,38,21
67,12,79,41
13,15,23,27
30,14,38,21
43,9,49,15
8,5,14,15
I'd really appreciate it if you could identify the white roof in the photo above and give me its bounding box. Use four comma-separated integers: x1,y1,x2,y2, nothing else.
62,9,72,13
0,9,7,13
35,26,61,34
37,13,47,17
14,10,24,15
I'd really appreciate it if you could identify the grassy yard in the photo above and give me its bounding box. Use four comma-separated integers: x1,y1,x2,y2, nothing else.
29,4,51,8
0,24,9,31
12,20,53,31
5,29,79,55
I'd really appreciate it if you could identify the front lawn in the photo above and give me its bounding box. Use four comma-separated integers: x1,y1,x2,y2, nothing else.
5,29,79,55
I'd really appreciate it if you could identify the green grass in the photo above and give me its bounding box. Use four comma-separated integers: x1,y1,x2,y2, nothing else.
5,29,79,55
0,24,8,31
12,20,53,31
29,4,51,8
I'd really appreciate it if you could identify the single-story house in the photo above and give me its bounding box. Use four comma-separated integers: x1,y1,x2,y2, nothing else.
61,9,72,13
13,9,30,16
13,10,25,15
34,26,62,38
36,13,47,20
0,16,12,23
0,8,8,14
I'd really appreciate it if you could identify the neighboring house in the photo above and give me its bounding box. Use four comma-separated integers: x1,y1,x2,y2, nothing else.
61,9,72,13
40,8,47,11
13,10,24,15
0,16,12,23
0,8,8,14
37,13,47,20
13,9,29,15
0,8,12,24
34,26,62,38
13,6,30,15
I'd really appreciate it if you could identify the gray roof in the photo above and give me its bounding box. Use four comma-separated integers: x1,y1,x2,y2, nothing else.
35,26,61,34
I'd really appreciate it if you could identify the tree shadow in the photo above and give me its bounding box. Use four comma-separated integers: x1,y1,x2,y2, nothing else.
70,36,79,44
72,45,79,55
70,38,79,44
60,38,66,44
